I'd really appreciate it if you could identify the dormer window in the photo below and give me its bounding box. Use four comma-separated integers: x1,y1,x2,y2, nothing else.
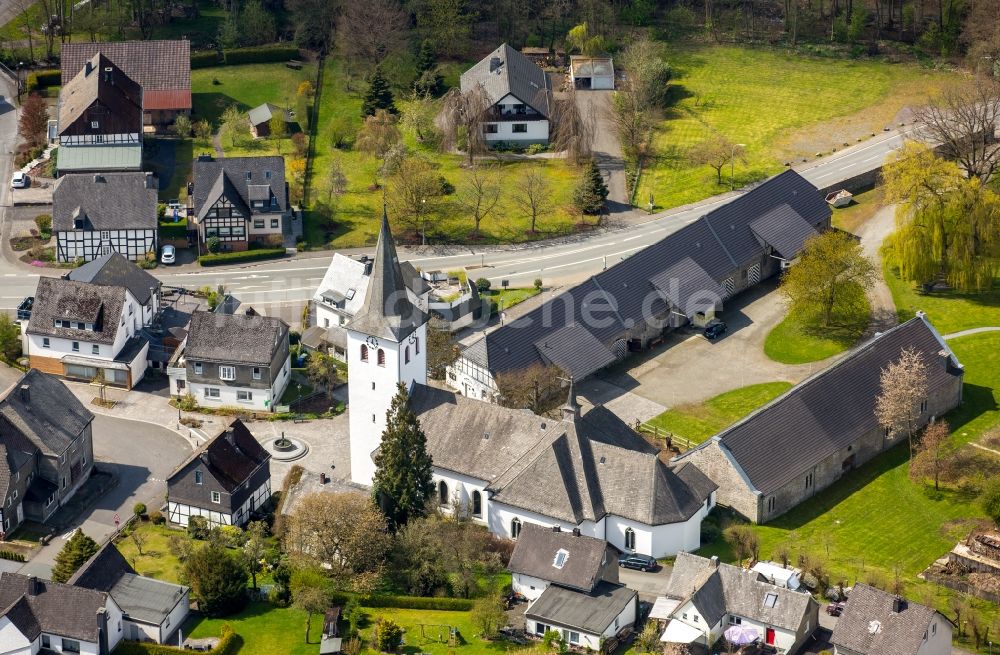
553,548,569,569
74,219,84,229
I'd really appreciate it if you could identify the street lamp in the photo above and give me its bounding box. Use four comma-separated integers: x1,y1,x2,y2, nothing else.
420,198,427,246
16,61,24,102
731,143,746,191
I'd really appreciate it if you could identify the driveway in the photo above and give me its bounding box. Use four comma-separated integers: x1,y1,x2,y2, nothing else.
854,204,898,336
573,90,636,217
18,414,192,579
619,562,672,602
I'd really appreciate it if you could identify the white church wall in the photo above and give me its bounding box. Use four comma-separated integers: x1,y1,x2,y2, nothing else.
432,469,490,524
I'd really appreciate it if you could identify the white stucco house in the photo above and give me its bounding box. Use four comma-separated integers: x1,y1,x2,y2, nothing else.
346,213,718,558
460,43,552,146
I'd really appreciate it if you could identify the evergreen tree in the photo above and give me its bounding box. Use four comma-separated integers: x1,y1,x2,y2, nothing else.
184,544,249,617
573,159,609,215
413,40,444,96
52,530,99,583
372,383,434,531
416,40,436,76
362,65,397,118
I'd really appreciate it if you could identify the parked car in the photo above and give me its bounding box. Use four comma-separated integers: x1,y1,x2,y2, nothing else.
160,244,176,264
10,172,29,189
826,602,847,617
620,553,659,572
704,320,728,340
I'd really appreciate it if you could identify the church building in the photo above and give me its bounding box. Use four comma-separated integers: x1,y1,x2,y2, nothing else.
345,214,717,557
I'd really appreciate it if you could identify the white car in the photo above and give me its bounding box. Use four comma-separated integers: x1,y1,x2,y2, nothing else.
160,244,176,264
10,172,29,189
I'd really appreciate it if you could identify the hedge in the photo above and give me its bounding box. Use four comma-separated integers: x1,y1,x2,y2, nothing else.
26,69,60,91
328,592,473,611
159,222,188,239
0,550,25,562
114,625,238,655
190,45,300,69
199,248,285,266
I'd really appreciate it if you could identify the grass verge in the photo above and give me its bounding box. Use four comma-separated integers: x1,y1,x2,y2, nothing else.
764,304,869,365
884,264,1000,336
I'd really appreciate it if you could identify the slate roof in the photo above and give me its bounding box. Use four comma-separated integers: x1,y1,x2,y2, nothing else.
1,596,41,641
58,53,142,135
409,384,713,527
461,43,552,118
462,170,830,380
526,581,636,635
167,419,270,493
184,310,288,365
0,369,93,458
53,172,158,232
61,40,191,110
248,102,292,127
0,572,110,643
26,277,125,346
832,584,940,655
665,553,817,632
508,524,613,592
191,156,287,220
347,211,428,342
68,252,160,305
678,315,963,494
0,441,33,502
749,204,820,259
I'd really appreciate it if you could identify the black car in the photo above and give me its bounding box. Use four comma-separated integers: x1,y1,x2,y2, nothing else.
619,553,659,572
703,321,728,340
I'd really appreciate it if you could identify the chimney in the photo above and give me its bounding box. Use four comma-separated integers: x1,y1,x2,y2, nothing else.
27,576,39,595
93,174,106,183
490,56,502,72
145,172,155,189
710,555,719,568
85,60,94,75
572,528,581,537
19,384,29,404
225,428,235,446
96,608,109,655
892,597,906,613
552,525,561,533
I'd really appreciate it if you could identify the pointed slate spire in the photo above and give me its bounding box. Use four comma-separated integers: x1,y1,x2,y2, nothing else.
347,208,427,341
560,378,580,422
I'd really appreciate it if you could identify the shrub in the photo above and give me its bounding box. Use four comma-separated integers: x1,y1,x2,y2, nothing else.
159,223,188,239
34,214,52,237
26,69,60,91
981,478,1000,525
190,50,223,69
199,248,285,266
178,393,198,411
533,278,543,290
149,510,165,525
373,617,403,652
133,502,147,518
476,278,491,292
0,550,26,562
526,143,547,155
206,236,221,253
188,515,211,540
184,544,249,617
114,624,238,655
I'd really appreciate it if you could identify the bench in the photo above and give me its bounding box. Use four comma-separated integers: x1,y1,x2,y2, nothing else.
286,60,304,70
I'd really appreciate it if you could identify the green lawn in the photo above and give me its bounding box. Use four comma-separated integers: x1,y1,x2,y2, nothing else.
355,607,528,655
763,305,870,364
192,62,316,129
280,380,315,405
115,523,191,584
481,287,541,315
638,44,955,210
884,265,1000,336
645,382,793,446
310,58,584,249
829,188,884,234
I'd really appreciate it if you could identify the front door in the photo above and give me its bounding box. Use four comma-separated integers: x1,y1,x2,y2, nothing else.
766,628,775,646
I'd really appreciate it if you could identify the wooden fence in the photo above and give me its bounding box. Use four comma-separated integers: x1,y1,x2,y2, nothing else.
637,423,697,453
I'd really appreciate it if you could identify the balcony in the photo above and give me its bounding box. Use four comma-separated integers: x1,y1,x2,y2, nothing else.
486,108,545,122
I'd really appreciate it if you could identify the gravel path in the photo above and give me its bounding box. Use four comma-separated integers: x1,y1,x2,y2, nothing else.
855,204,899,337
943,326,1000,340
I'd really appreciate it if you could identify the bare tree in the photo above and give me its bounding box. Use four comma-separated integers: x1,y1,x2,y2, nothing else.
327,158,348,201
387,156,443,238
337,0,408,68
458,164,502,237
437,84,493,165
129,529,147,557
495,362,564,412
513,167,553,233
551,88,594,165
875,347,930,459
913,78,1000,181
690,135,746,185
909,420,954,490
356,109,401,160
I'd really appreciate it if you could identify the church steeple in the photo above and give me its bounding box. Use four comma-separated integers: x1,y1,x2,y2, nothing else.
347,208,427,342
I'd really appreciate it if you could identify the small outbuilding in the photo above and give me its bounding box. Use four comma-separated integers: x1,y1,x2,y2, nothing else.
248,103,296,138
570,56,615,90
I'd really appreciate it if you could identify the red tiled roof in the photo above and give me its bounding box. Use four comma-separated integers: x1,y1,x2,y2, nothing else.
145,89,192,110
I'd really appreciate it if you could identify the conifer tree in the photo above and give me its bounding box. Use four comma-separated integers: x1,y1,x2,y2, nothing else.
362,65,397,118
372,383,434,531
52,530,99,583
574,159,609,215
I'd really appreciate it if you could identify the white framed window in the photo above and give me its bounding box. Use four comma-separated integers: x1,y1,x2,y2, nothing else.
42,337,49,348
553,548,569,569
90,121,99,129
763,592,779,608
271,219,279,228
194,362,203,375
252,367,261,380
511,517,522,539
211,491,221,503
92,344,100,355
204,388,220,399
625,527,635,550
237,390,253,402
219,365,236,381
72,341,79,352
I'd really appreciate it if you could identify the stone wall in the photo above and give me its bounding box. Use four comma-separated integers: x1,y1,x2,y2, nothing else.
678,441,761,522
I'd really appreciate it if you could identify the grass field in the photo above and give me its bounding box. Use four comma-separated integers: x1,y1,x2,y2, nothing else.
481,287,541,315
115,523,190,584
830,188,884,234
884,265,1000,335
645,382,793,445
192,63,316,130
637,44,955,210
763,305,869,364
310,58,584,249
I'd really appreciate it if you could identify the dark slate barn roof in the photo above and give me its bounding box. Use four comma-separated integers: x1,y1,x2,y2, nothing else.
58,53,143,136
61,40,191,110
749,204,820,259
53,172,158,232
463,170,830,380
68,252,160,305
461,43,552,118
0,370,93,458
26,277,125,346
167,419,270,493
832,584,940,655
508,524,614,592
191,156,287,220
526,581,636,634
685,315,962,494
0,572,111,643
184,310,288,365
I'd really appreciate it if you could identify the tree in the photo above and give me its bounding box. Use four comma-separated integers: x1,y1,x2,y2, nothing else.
193,119,213,141
413,0,473,58
778,230,876,327
338,0,408,68
283,492,391,587
689,135,746,185
172,114,192,138
306,352,340,400
222,104,251,148
291,566,330,644
372,383,435,531
0,315,23,363
514,167,553,234
286,0,337,53
401,92,437,143
882,142,1000,292
565,22,605,55
437,84,493,165
52,530,99,582
552,89,595,165
356,109,401,174
18,93,48,148
326,159,348,201
875,347,930,459
722,524,759,564
373,617,404,652
495,362,564,413
414,40,444,96
387,156,444,238
471,592,507,639
981,478,1000,526
183,544,249,616
617,36,672,112
426,327,459,379
269,113,287,153
458,164,503,237
362,65,397,118
573,159,609,215
910,421,954,491
234,0,277,47
913,78,1000,181
243,520,268,589
130,529,148,556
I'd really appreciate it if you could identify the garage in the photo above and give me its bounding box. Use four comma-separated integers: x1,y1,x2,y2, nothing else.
570,56,615,90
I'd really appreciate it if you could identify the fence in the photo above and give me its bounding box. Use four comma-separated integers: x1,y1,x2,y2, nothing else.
637,423,697,453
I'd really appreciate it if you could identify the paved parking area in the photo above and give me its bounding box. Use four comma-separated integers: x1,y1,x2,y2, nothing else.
618,563,672,602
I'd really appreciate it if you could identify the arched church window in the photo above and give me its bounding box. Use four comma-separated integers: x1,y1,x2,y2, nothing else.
360,344,368,361
377,349,385,366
